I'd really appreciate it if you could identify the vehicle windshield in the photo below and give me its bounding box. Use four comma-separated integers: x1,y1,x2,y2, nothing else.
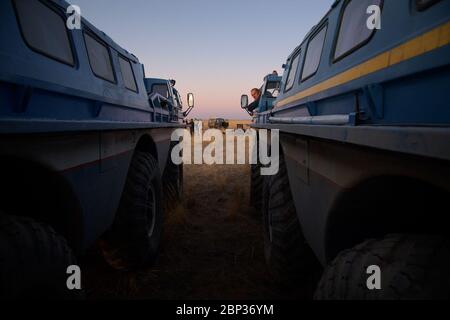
152,84,169,98
174,90,182,107
264,81,281,98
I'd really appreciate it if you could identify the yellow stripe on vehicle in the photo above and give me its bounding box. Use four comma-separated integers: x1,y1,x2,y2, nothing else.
276,20,450,108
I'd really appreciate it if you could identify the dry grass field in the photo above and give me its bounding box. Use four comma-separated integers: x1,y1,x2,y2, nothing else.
82,129,317,300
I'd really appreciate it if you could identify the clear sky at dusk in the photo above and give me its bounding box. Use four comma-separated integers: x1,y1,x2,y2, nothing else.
70,0,333,119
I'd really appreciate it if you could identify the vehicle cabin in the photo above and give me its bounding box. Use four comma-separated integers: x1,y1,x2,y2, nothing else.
0,0,188,131
208,118,229,130
248,0,450,269
262,0,450,127
145,78,191,123
0,0,188,260
241,73,282,122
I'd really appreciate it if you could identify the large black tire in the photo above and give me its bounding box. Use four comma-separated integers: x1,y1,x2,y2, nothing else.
315,234,450,300
263,153,319,284
250,164,263,211
101,151,164,270
0,214,82,299
162,150,183,211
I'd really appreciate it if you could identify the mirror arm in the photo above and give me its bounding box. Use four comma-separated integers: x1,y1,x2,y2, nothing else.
241,105,253,116
183,106,194,117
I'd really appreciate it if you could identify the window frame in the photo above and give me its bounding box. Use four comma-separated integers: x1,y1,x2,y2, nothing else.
332,0,384,64
416,0,442,11
264,81,281,98
118,54,138,93
151,83,170,99
283,49,301,93
83,29,117,84
300,22,328,82
174,90,182,107
12,0,76,67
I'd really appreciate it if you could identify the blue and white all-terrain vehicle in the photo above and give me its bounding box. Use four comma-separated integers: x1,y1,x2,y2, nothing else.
0,0,194,298
243,0,450,300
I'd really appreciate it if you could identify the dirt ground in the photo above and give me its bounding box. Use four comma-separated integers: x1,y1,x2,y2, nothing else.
82,131,317,300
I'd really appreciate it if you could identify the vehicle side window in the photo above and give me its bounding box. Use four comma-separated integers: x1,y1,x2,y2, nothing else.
416,0,442,11
84,32,115,83
301,24,327,81
284,51,301,92
173,90,182,107
334,0,382,61
265,81,280,98
119,56,138,92
13,0,74,66
152,84,169,98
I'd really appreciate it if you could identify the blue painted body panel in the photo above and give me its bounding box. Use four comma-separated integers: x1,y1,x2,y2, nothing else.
0,0,185,252
0,0,184,133
61,150,133,248
250,0,450,264
257,0,450,127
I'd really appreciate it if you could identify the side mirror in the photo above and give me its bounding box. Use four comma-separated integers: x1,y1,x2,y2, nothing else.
241,95,249,109
187,93,195,108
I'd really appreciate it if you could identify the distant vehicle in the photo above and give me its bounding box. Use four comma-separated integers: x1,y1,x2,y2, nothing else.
0,0,194,298
208,118,229,130
242,0,450,300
